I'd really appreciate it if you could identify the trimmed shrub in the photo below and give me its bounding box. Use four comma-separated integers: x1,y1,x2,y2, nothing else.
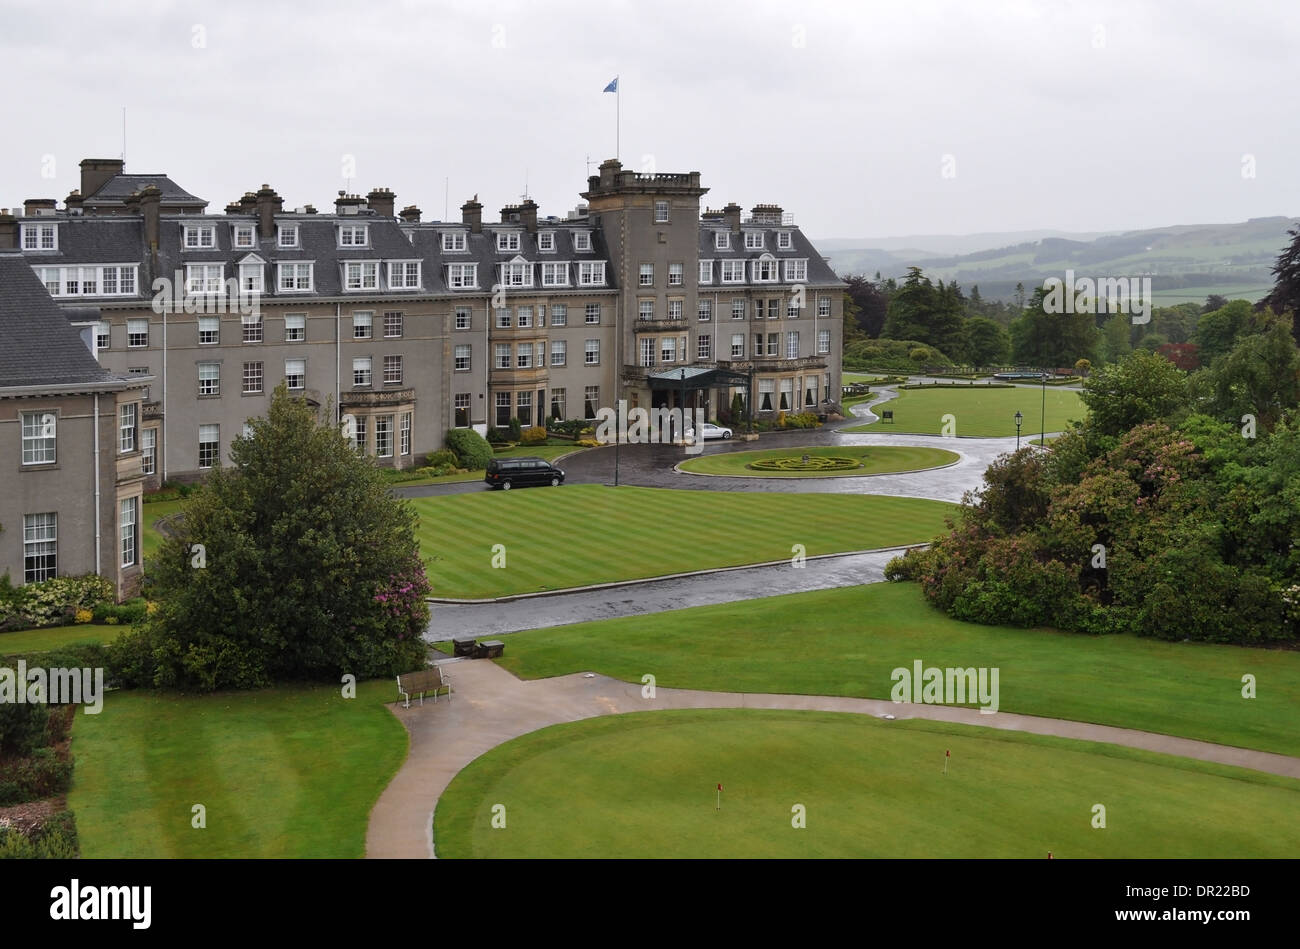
520,426,548,445
0,748,72,806
0,575,115,632
507,418,522,441
91,598,147,625
485,426,509,445
575,438,601,448
425,449,458,468
546,418,588,437
784,412,821,429
445,428,494,470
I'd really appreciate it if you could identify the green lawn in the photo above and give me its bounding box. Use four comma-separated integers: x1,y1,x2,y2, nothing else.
433,709,1300,858
0,623,129,655
843,385,1084,437
143,498,186,562
678,445,959,478
391,444,587,487
490,582,1300,757
414,486,956,598
69,678,406,858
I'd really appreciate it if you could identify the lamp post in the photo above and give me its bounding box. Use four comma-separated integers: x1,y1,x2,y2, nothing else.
1040,370,1047,448
1015,410,1023,451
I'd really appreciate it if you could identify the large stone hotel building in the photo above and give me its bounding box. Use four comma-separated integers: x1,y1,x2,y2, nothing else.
3,157,844,487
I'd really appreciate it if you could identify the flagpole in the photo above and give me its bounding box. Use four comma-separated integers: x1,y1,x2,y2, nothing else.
616,79,620,161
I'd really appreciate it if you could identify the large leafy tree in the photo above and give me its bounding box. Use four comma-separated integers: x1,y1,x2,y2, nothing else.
842,274,889,338
1258,223,1300,348
118,386,430,690
881,267,964,352
1078,348,1188,437
1194,298,1253,366
1009,287,1101,367
962,317,1010,366
1201,311,1300,431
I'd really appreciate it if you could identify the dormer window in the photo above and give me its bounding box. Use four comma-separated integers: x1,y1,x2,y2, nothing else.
344,261,379,290
499,257,532,287
714,231,730,250
783,259,807,282
20,223,57,250
496,231,521,252
442,231,467,252
232,224,256,248
239,256,265,293
777,231,793,250
744,231,764,250
388,261,421,289
338,224,369,247
573,231,591,252
538,230,556,253
752,254,779,283
277,224,299,248
447,263,478,289
184,225,216,249
699,260,713,284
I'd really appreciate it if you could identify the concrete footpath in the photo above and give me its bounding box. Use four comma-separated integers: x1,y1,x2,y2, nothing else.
364,658,1300,859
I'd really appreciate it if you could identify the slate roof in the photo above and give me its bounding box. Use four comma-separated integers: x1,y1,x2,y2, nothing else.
84,174,207,209
697,224,843,287
0,252,126,390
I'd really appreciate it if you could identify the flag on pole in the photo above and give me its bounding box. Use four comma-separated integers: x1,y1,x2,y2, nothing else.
716,783,722,810
943,749,949,775
603,77,618,93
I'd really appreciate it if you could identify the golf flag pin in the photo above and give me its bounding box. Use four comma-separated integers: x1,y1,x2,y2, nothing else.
943,749,950,775
716,783,722,810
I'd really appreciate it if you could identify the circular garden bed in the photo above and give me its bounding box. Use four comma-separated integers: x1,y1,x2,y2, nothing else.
677,445,960,478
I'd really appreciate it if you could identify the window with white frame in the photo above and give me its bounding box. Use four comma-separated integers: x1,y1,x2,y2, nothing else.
550,388,565,420
753,257,778,282
550,304,567,326
500,261,532,287
96,321,111,349
516,344,532,369
447,263,478,288
198,362,220,396
745,231,765,250
668,299,683,320
184,225,216,249
585,339,600,365
496,231,521,252
758,378,774,411
639,337,654,367
777,231,793,250
400,413,411,455
661,337,676,363
35,265,137,297
442,231,467,252
21,223,57,250
721,260,745,283
127,318,148,348
284,358,305,389
788,298,801,318
374,417,391,457
584,303,600,324
578,261,605,286
141,427,156,475
23,513,57,583
551,340,566,366
779,377,793,410
817,295,831,317
538,230,555,252
284,314,305,341
352,311,373,338
198,424,220,468
277,224,299,248
21,412,56,465
199,316,219,344
714,231,730,250
455,306,472,329
454,344,471,371
243,360,263,393
654,200,669,222
384,311,403,338
573,231,591,252
786,331,800,359
388,261,420,289
516,306,532,328
767,332,779,356
353,357,372,387
783,259,807,282
731,299,746,320
583,385,599,418
338,224,369,247
698,299,712,321
233,224,256,248
120,497,137,568
817,329,830,354
345,262,378,290
639,263,654,287
455,393,471,426
542,262,568,287
495,308,511,328
638,300,654,321
120,403,138,453
186,264,224,294
731,334,745,358
383,354,402,385
278,262,313,291
668,263,683,286
494,392,512,427
515,392,531,425
699,260,712,284
698,334,712,360
240,262,264,293
354,414,367,452
494,343,511,369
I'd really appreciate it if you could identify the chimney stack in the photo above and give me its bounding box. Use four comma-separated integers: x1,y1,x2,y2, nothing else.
256,184,282,239
520,199,538,234
399,205,421,223
724,202,742,234
367,187,395,217
79,158,125,199
23,198,57,216
461,196,482,234
138,185,162,248
0,209,16,250
65,190,84,213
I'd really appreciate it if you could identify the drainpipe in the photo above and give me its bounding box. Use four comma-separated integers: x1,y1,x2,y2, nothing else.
161,309,167,482
336,303,341,425
93,393,101,575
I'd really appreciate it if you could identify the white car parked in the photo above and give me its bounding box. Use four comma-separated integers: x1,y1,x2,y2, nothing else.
694,422,732,440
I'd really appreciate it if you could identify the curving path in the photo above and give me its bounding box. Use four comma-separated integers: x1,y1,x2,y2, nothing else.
365,657,1300,859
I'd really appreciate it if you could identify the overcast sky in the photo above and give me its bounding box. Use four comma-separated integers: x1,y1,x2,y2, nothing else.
3,0,1297,241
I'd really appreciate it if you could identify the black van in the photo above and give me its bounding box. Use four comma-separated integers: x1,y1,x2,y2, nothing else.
484,457,566,490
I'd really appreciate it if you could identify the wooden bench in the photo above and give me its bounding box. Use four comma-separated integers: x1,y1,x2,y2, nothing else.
478,640,505,659
396,665,452,708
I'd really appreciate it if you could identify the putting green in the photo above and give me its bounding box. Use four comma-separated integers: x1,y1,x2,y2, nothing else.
433,709,1300,858
678,445,959,478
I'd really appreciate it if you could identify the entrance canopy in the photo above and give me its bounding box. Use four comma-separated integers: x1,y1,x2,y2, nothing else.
645,365,751,391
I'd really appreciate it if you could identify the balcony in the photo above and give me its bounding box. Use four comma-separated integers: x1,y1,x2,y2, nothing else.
142,401,163,421
718,355,828,372
339,387,415,409
489,367,549,387
634,317,688,332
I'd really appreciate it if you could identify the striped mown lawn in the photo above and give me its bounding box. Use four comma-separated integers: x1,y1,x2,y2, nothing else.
414,485,956,598
844,385,1084,437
